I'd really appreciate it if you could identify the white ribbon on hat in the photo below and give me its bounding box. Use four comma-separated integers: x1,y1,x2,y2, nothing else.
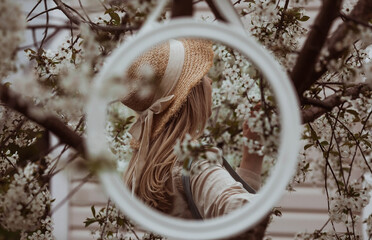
128,39,185,194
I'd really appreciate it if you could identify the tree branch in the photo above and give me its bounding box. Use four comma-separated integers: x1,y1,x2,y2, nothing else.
0,83,86,156
27,6,59,22
27,24,79,30
307,0,372,91
302,97,334,110
52,0,81,25
340,13,372,30
205,0,227,22
171,0,193,18
275,0,290,38
301,84,371,123
291,0,343,99
19,28,61,51
26,0,43,19
52,0,137,33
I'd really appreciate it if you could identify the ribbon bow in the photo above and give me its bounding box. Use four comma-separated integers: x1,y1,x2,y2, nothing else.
128,95,175,193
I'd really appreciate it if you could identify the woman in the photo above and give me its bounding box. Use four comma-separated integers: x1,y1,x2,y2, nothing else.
121,39,263,219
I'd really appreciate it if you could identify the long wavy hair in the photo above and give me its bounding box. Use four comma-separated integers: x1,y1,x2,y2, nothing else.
124,79,211,213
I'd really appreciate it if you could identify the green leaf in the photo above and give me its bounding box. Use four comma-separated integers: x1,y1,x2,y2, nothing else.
303,162,310,171
0,225,20,240
342,166,351,172
104,8,113,15
71,50,77,63
273,208,282,217
362,139,372,148
267,95,276,104
346,109,360,122
304,143,313,150
299,15,310,22
91,205,96,217
240,10,248,17
104,8,120,25
24,48,36,54
329,150,339,156
110,12,120,25
117,217,125,226
84,218,97,227
294,12,302,19
125,116,135,125
310,127,319,141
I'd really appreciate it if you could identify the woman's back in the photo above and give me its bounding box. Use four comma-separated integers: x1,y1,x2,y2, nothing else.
121,38,262,219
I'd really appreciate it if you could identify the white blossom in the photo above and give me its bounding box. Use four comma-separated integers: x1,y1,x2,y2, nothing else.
0,163,53,232
0,0,25,79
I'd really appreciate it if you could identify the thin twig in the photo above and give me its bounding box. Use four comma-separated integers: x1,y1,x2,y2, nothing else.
26,0,43,19
318,218,331,232
38,0,50,51
326,109,343,193
333,122,347,191
321,133,338,238
4,155,17,170
340,12,372,29
352,43,363,67
47,116,85,177
63,2,88,22
101,199,111,239
275,0,290,38
51,173,93,214
308,0,372,88
32,28,38,50
205,0,227,22
291,0,343,98
46,144,71,177
349,208,356,240
27,7,59,22
301,84,371,123
0,83,86,155
27,23,77,29
53,0,136,33
19,28,62,51
49,152,80,177
308,123,342,193
78,0,92,23
302,97,334,110
327,111,372,183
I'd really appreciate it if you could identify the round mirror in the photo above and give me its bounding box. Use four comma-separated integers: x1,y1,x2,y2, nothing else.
86,19,301,240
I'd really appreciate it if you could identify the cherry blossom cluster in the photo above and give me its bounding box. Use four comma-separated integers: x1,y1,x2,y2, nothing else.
0,0,25,80
245,0,308,70
106,103,135,172
206,43,280,182
0,163,53,238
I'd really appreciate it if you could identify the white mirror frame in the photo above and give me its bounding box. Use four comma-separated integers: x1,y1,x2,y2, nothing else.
86,18,301,240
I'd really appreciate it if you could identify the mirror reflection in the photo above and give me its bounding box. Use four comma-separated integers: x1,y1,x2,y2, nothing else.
105,38,280,220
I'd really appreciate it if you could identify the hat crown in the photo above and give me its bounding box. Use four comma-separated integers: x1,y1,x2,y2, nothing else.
123,41,170,112
121,38,214,139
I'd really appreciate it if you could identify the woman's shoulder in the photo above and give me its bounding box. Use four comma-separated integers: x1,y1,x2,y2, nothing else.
171,146,223,176
204,147,223,165
188,147,224,175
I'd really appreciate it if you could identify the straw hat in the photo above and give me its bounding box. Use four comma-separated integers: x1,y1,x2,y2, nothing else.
121,39,214,142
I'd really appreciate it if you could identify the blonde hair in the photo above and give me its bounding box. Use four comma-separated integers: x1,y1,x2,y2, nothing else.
124,80,211,213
